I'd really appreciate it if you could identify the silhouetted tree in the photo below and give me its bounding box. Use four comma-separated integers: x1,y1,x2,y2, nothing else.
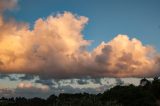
46,94,57,106
1,77,160,106
151,77,160,99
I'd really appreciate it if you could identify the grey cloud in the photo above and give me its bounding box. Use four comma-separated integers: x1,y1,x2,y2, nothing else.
57,85,99,94
20,74,35,81
90,78,102,85
0,74,9,79
95,45,112,65
0,74,17,81
77,79,89,85
35,79,56,87
0,78,129,98
115,78,124,85
76,78,102,85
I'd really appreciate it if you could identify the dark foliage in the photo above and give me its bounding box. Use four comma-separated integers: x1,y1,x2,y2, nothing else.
102,85,156,106
0,77,160,106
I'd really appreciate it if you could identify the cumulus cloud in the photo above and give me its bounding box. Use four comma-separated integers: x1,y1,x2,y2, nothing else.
0,0,17,12
0,0,160,79
0,9,91,78
92,35,160,77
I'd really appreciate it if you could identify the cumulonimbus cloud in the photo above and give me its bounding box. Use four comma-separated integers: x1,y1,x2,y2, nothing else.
0,0,160,79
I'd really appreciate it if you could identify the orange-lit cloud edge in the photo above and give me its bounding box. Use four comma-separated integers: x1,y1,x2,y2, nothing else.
0,0,160,79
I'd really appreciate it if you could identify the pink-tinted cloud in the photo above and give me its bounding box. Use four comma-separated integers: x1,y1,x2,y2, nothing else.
0,11,91,78
17,82,49,91
0,0,160,79
92,35,159,77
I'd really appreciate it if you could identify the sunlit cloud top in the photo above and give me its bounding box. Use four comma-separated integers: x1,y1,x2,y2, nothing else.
0,0,160,79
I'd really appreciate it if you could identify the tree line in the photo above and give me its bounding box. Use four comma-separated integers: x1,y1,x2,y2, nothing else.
0,77,160,106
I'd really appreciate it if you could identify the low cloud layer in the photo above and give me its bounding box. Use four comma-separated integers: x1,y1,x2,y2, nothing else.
0,80,111,98
0,78,135,98
0,0,160,79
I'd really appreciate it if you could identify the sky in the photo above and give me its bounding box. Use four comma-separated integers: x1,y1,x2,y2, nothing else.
6,0,160,51
0,0,160,98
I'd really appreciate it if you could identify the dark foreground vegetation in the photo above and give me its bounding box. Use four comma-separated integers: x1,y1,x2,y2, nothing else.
0,77,160,106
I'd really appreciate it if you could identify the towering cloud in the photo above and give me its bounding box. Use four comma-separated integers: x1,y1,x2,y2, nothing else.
92,35,159,77
0,0,160,79
0,10,91,78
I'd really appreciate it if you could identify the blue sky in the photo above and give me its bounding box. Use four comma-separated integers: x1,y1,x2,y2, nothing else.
6,0,160,51
0,0,160,98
